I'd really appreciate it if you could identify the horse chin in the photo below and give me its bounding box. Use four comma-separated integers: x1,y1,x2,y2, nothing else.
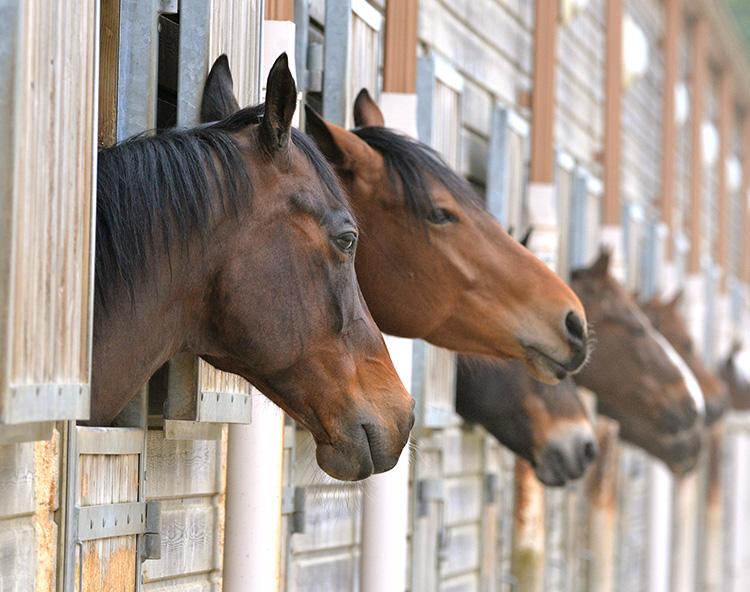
315,441,375,481
524,349,568,385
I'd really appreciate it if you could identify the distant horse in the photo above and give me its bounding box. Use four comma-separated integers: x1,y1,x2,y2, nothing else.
92,55,413,482
456,356,597,486
643,293,728,424
721,342,750,410
571,251,702,474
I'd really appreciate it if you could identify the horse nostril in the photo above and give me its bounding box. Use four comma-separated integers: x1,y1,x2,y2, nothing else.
565,311,586,344
582,440,597,463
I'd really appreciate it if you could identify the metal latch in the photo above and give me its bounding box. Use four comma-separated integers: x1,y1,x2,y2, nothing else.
484,473,499,505
416,479,444,518
282,486,306,534
76,500,162,559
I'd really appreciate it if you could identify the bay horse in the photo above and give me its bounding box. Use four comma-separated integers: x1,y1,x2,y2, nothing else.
93,54,414,482
200,70,589,383
642,293,728,424
570,251,702,474
456,356,597,486
312,91,590,382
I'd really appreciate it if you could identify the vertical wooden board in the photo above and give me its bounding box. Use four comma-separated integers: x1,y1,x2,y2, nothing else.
0,442,35,517
98,0,120,147
0,517,36,591
7,0,96,398
144,431,219,498
77,453,140,592
292,551,359,592
142,498,218,581
439,523,481,578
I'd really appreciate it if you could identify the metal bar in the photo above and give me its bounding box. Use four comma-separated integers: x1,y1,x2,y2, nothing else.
717,69,734,289
322,0,352,126
415,56,435,147
176,0,211,127
486,104,510,225
117,0,160,140
293,0,309,90
77,502,147,541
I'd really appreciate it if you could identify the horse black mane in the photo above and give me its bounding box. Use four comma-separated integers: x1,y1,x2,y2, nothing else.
351,126,482,220
96,105,347,306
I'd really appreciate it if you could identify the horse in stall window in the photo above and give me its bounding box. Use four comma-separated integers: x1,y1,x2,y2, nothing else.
571,251,703,474
642,292,729,424
456,357,597,486
92,54,414,482
200,60,591,386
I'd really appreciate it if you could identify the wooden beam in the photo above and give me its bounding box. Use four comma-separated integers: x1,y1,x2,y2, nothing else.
717,69,734,288
603,0,623,224
688,18,708,274
98,0,120,148
659,0,682,249
265,0,294,20
529,0,558,183
383,0,418,93
742,114,750,283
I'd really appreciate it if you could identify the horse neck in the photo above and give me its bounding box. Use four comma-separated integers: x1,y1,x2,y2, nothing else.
90,235,208,425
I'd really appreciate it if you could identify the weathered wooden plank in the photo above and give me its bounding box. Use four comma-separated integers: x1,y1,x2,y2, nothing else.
0,517,36,591
291,551,359,591
0,442,34,518
77,453,140,592
440,523,481,578
142,498,218,581
143,575,214,592
145,431,220,499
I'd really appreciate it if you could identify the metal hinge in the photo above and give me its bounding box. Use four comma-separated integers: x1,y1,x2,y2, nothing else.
484,473,499,505
282,486,306,534
416,478,444,518
76,500,162,560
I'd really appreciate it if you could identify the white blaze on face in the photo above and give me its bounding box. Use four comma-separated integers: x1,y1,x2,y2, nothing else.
629,303,706,418
732,349,750,387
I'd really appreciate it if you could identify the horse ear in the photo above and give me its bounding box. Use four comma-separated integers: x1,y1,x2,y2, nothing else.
590,248,611,277
260,53,297,156
201,55,241,122
353,89,385,127
305,105,347,167
519,226,533,248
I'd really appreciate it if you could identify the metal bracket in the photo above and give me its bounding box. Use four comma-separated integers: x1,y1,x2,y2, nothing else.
416,478,444,518
76,500,161,558
282,486,306,534
484,473,499,505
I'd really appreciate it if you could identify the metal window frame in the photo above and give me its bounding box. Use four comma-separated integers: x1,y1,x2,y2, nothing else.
486,103,531,228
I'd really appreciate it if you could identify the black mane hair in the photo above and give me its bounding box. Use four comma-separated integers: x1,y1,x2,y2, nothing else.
96,105,348,306
351,126,482,220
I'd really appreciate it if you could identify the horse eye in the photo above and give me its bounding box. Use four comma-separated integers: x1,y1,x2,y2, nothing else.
428,208,458,225
334,231,357,254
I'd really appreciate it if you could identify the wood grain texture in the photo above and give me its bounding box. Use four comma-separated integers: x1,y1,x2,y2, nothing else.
0,517,36,591
603,0,623,224
145,431,220,499
0,441,35,518
688,18,708,273
265,0,294,21
77,453,140,592
98,0,120,148
530,0,558,183
383,0,417,92
4,0,97,401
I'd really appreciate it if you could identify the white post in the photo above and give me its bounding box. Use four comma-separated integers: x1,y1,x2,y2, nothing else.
222,20,297,592
360,92,417,592
646,460,673,592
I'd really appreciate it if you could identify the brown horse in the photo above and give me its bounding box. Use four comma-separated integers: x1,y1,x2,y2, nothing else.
642,293,728,424
721,342,750,410
570,251,701,474
310,91,589,382
93,55,413,481
202,74,589,382
456,356,597,486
